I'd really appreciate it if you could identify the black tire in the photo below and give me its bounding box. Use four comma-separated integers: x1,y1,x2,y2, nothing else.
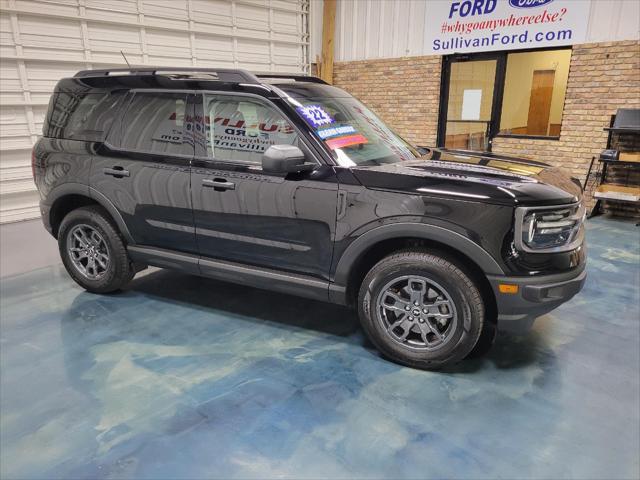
358,250,485,370
465,317,497,359
58,205,135,293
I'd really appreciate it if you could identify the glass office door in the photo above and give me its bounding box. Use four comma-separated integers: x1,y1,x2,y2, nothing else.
438,55,502,152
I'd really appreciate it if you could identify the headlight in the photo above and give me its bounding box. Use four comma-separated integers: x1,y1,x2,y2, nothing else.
515,202,585,253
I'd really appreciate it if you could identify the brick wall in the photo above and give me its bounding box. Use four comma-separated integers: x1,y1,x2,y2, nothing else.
492,40,640,210
332,40,640,208
333,56,442,146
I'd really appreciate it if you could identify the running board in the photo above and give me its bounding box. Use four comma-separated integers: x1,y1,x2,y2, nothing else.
127,245,345,304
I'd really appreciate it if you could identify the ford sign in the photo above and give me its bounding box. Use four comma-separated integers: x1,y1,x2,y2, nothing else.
509,0,554,8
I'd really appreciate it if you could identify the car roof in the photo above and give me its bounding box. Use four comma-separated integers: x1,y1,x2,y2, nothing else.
55,67,336,98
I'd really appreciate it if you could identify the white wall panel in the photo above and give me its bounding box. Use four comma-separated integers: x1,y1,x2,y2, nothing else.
0,0,310,223
585,0,640,42
312,0,640,62
308,0,321,62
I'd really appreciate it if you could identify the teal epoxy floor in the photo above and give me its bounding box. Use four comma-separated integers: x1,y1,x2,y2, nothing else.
1,217,638,479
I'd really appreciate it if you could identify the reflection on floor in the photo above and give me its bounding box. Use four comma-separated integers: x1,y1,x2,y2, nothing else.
1,217,639,479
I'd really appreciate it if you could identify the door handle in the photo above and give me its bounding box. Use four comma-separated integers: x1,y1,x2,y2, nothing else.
202,178,235,191
103,166,130,178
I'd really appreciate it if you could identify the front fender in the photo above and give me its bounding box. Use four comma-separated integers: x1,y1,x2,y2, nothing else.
330,221,505,303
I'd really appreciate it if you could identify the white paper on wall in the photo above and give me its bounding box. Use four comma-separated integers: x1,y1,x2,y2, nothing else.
461,89,482,121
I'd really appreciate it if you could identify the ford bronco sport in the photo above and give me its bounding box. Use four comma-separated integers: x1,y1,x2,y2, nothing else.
33,68,586,369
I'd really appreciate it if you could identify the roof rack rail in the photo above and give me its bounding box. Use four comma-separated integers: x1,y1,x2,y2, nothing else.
74,67,261,84
255,73,329,85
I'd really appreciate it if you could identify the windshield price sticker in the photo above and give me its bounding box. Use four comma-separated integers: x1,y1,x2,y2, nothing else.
297,105,334,127
317,125,356,139
326,134,368,150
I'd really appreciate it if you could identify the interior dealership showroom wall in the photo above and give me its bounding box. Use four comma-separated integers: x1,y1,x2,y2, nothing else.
1,0,640,479
0,0,309,223
322,1,640,212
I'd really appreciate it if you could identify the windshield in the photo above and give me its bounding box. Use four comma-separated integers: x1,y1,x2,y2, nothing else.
286,96,421,166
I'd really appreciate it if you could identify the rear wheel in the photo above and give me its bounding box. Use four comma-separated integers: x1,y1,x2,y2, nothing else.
59,205,134,293
358,250,485,370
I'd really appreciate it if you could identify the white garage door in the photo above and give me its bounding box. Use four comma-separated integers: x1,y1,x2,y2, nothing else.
0,0,310,223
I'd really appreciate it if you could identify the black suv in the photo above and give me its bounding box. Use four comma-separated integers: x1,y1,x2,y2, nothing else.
33,68,586,369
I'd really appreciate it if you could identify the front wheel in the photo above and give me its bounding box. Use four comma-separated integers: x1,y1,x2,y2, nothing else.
358,251,485,370
58,205,135,293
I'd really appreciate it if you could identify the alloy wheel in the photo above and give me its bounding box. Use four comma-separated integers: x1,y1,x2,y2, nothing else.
376,275,458,351
67,224,110,280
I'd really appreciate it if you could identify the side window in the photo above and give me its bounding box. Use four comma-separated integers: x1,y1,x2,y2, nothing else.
204,94,299,164
43,90,125,141
117,92,190,155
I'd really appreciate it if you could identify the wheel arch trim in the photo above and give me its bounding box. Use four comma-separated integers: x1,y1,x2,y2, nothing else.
89,187,134,243
332,222,505,287
44,183,134,243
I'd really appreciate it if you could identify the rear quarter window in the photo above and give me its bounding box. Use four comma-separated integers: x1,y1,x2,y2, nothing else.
43,90,125,141
108,91,191,156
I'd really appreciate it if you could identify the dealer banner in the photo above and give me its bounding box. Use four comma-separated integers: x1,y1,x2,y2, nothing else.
424,0,592,54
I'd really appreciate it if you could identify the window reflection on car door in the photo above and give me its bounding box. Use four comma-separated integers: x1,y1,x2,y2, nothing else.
92,91,197,253
190,93,339,280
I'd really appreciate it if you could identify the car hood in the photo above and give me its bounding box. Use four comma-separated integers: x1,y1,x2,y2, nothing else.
349,148,582,206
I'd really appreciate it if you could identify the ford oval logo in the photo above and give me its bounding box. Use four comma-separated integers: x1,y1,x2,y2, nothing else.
509,0,554,8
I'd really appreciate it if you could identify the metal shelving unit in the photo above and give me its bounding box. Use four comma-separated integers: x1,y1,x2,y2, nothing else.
585,109,640,221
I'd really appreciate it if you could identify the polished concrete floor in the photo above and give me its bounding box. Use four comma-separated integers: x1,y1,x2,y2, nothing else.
1,217,639,479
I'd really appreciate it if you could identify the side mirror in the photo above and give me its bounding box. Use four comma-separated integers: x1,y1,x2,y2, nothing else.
262,145,315,174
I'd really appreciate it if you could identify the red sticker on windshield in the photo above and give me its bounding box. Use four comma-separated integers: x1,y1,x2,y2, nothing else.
326,134,368,150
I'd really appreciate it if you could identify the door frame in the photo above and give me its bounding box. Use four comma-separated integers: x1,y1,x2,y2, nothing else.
189,89,340,280
96,89,198,253
436,52,506,152
436,46,572,150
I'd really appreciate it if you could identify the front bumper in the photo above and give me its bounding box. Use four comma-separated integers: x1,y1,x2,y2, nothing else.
487,264,587,332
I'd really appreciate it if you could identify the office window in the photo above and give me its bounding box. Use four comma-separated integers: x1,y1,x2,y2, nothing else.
118,92,190,155
499,49,571,137
204,94,299,164
440,48,572,151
